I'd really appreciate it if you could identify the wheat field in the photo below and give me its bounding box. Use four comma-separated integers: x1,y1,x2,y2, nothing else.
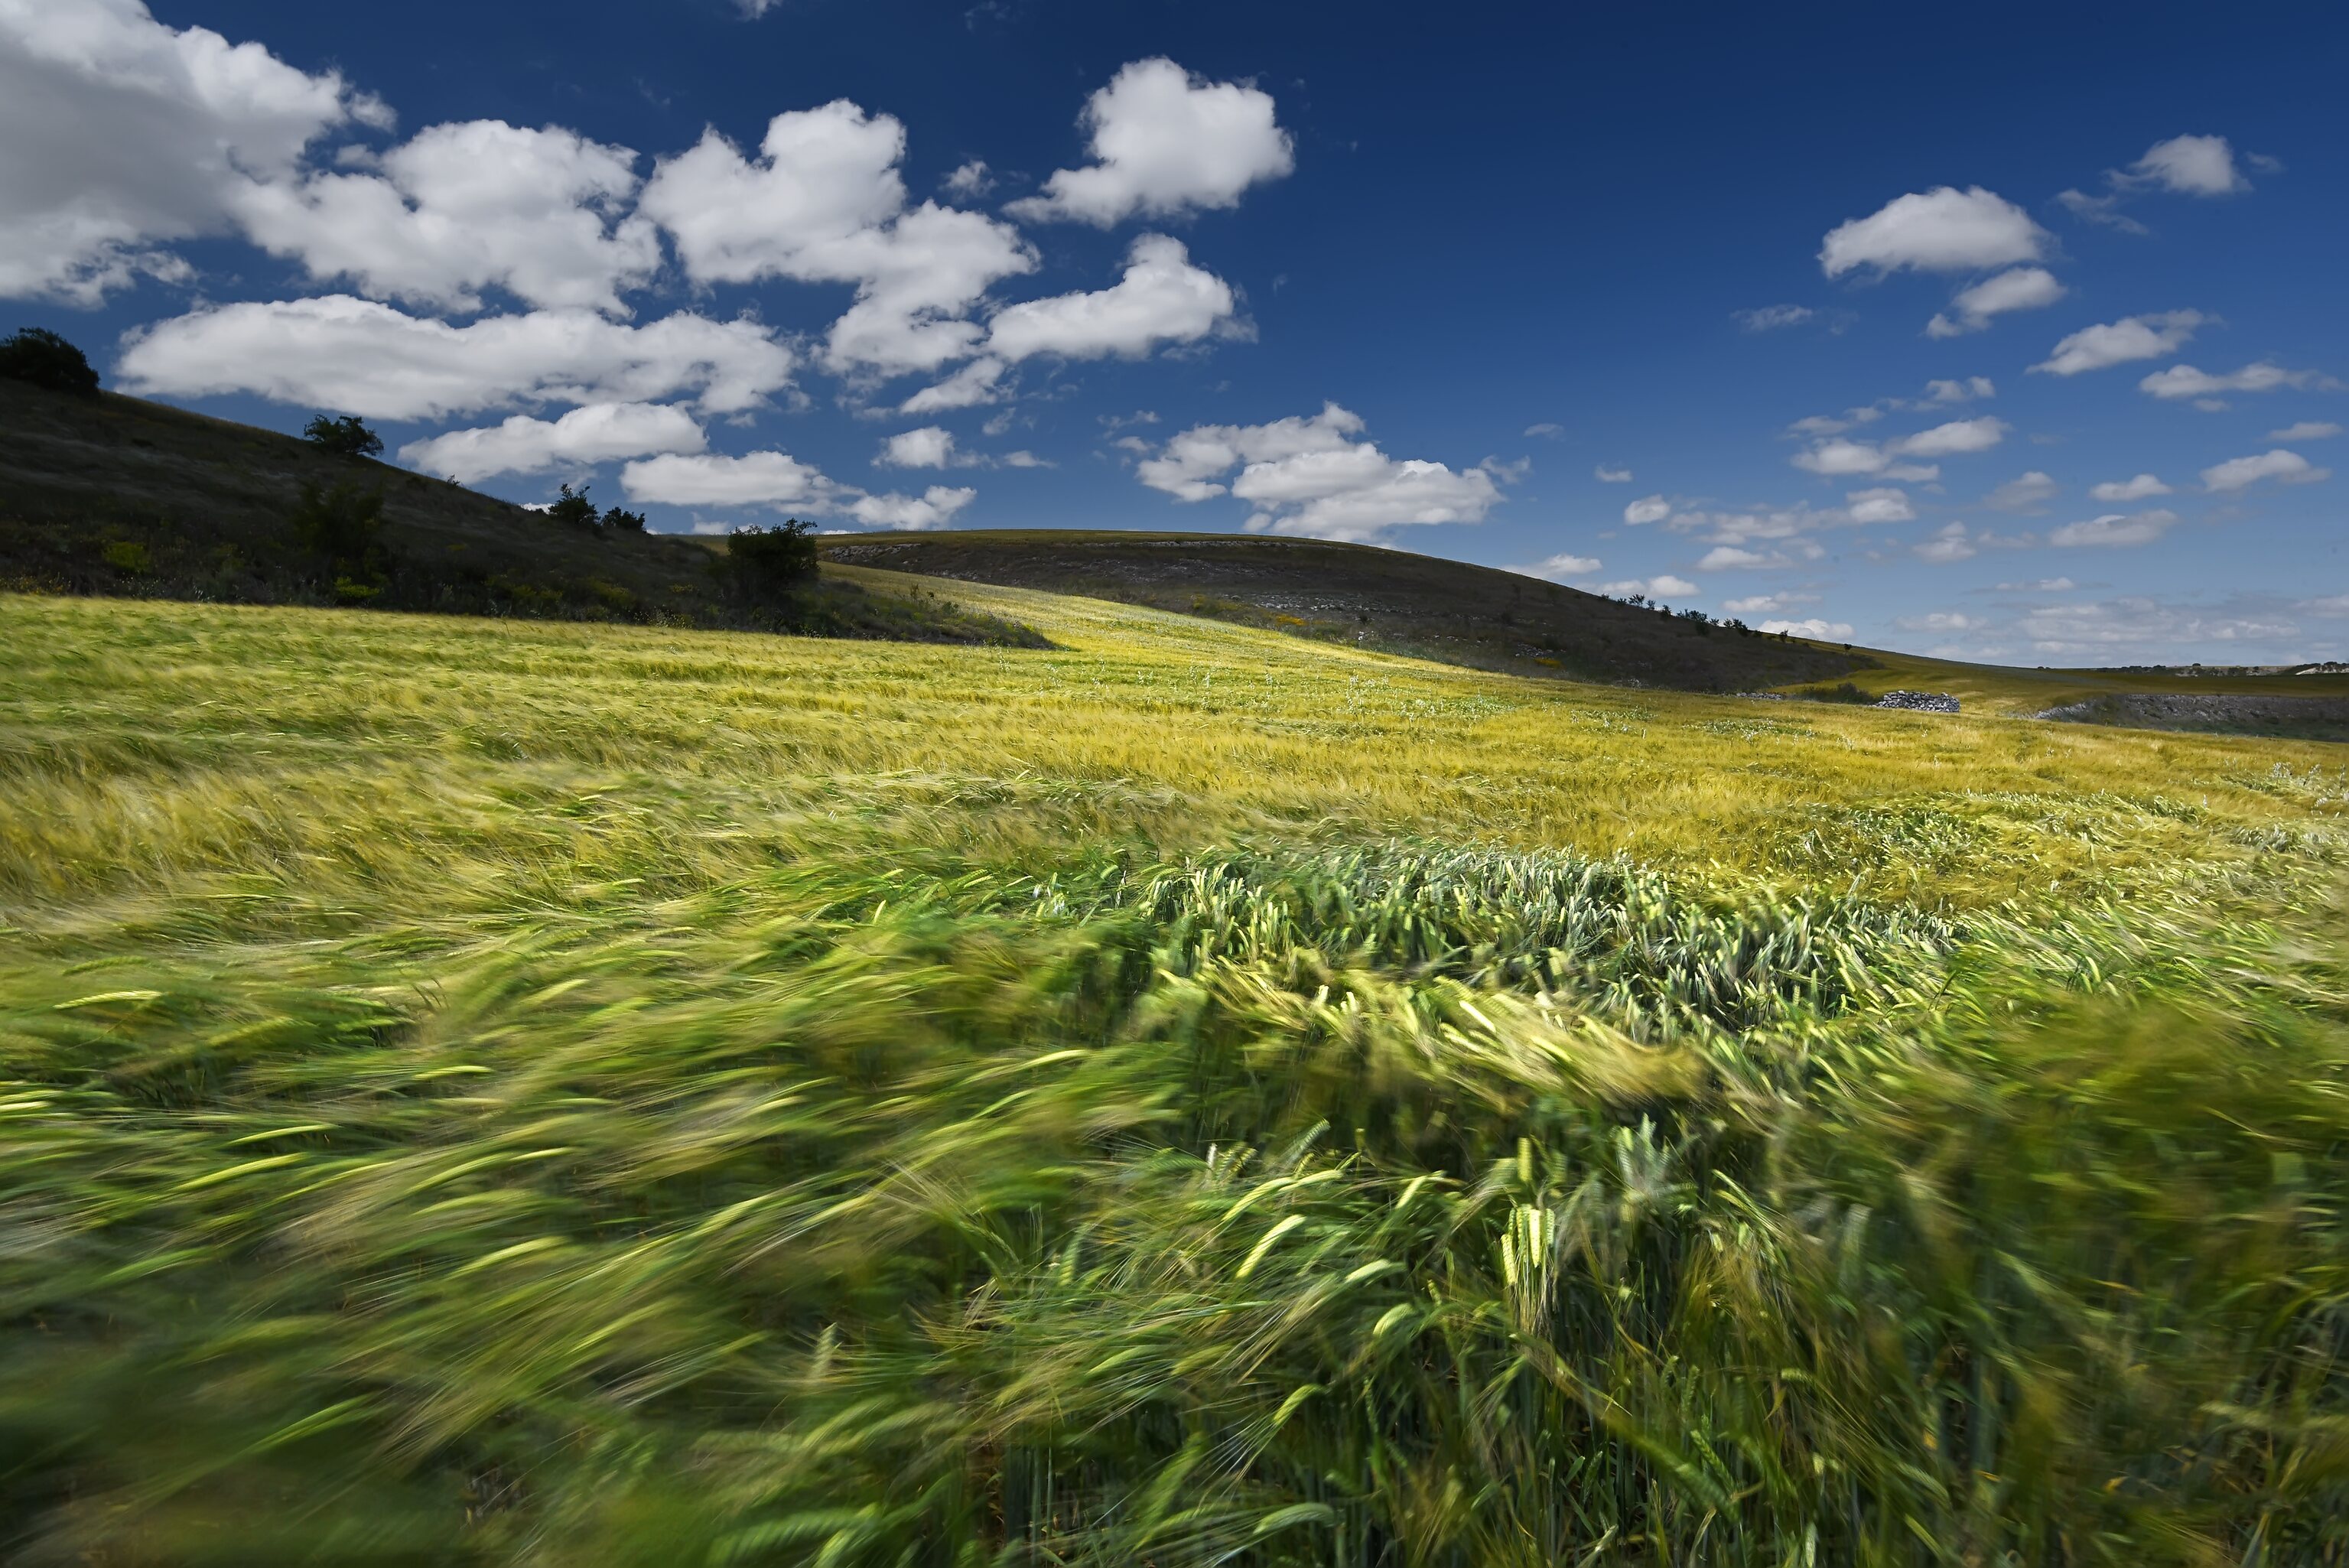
5,584,2348,1564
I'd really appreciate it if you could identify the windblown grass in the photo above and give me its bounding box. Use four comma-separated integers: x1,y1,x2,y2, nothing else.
4,589,2349,1563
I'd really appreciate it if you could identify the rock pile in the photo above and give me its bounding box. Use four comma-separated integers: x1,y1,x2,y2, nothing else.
1874,690,1960,714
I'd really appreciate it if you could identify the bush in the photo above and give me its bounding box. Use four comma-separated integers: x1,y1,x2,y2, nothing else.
727,520,819,599
290,480,386,577
1793,680,1871,704
545,483,600,529
302,415,383,458
0,327,100,396
603,507,648,532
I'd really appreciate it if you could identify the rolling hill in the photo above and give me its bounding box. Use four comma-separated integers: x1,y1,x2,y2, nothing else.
821,529,1872,691
0,379,1039,646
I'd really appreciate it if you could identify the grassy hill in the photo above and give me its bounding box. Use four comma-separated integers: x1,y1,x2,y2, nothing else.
0,379,1040,646
821,528,1872,691
6,582,2349,1561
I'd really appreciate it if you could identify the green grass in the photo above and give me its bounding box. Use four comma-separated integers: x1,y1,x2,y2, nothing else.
5,587,2349,1564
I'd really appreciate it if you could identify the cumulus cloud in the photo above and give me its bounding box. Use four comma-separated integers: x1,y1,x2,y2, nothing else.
1845,486,1915,524
1762,618,1855,640
229,120,660,314
117,294,797,421
1005,58,1292,226
848,484,974,529
622,449,841,509
1623,494,1671,525
1993,577,2076,592
2015,594,2301,658
1134,402,1504,542
1594,464,1632,483
2049,508,2179,548
2030,311,2205,376
2126,134,2253,197
1599,574,1698,598
1733,304,1814,331
941,159,993,199
1509,552,1601,580
900,356,1005,414
2201,449,2328,492
2267,421,2341,442
399,402,706,483
1699,545,1775,571
1792,417,2003,476
1925,376,1995,403
639,100,1036,375
1926,265,2065,338
0,0,370,302
987,233,1239,360
1914,522,1978,563
1724,592,1816,614
1818,187,2048,277
1983,471,2058,512
2141,363,2335,400
2089,473,2172,503
877,426,962,467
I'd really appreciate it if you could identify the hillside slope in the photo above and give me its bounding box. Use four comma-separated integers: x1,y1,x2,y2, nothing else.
0,380,1039,645
821,529,1869,691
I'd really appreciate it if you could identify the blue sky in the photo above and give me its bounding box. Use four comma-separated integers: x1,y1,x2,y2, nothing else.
5,0,2346,664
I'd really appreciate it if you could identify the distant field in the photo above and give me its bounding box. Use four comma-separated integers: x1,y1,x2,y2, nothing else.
5,586,2348,1563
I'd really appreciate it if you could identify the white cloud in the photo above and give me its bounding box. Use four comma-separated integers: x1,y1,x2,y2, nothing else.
1926,265,2065,338
942,159,993,199
117,294,797,421
2050,508,2179,548
229,120,660,314
1897,416,2006,457
2127,134,2250,197
1134,402,1503,542
1005,57,1292,226
1762,618,1855,640
878,426,961,467
1845,486,1915,524
1648,574,1700,597
1594,464,1632,483
2201,449,2329,492
399,402,705,483
1993,577,2075,592
621,449,841,510
1524,421,1564,438
1983,471,2058,512
1914,522,1977,563
900,356,1005,414
2089,473,2172,503
1510,552,1601,580
2267,421,2341,442
1818,187,2048,277
0,0,368,303
2016,594,2300,657
1793,417,2003,476
1623,494,1671,525
999,451,1049,468
1898,611,1977,632
986,233,1238,361
1698,545,1774,571
1733,304,1814,331
639,100,1036,375
2030,311,2204,376
1925,376,1995,402
1724,592,1816,613
848,484,974,529
2141,363,2334,400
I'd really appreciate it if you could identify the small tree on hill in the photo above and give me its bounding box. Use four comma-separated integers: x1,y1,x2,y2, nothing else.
728,520,818,599
303,414,383,458
546,482,600,529
604,506,648,532
0,327,100,397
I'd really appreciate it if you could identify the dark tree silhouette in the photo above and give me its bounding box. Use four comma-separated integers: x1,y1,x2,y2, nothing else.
303,415,384,458
728,520,819,598
545,482,600,529
0,327,100,397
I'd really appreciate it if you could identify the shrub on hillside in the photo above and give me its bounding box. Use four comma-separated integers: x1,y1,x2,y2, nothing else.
604,506,648,532
302,414,382,458
728,520,818,599
0,327,100,396
290,480,386,579
545,483,600,529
